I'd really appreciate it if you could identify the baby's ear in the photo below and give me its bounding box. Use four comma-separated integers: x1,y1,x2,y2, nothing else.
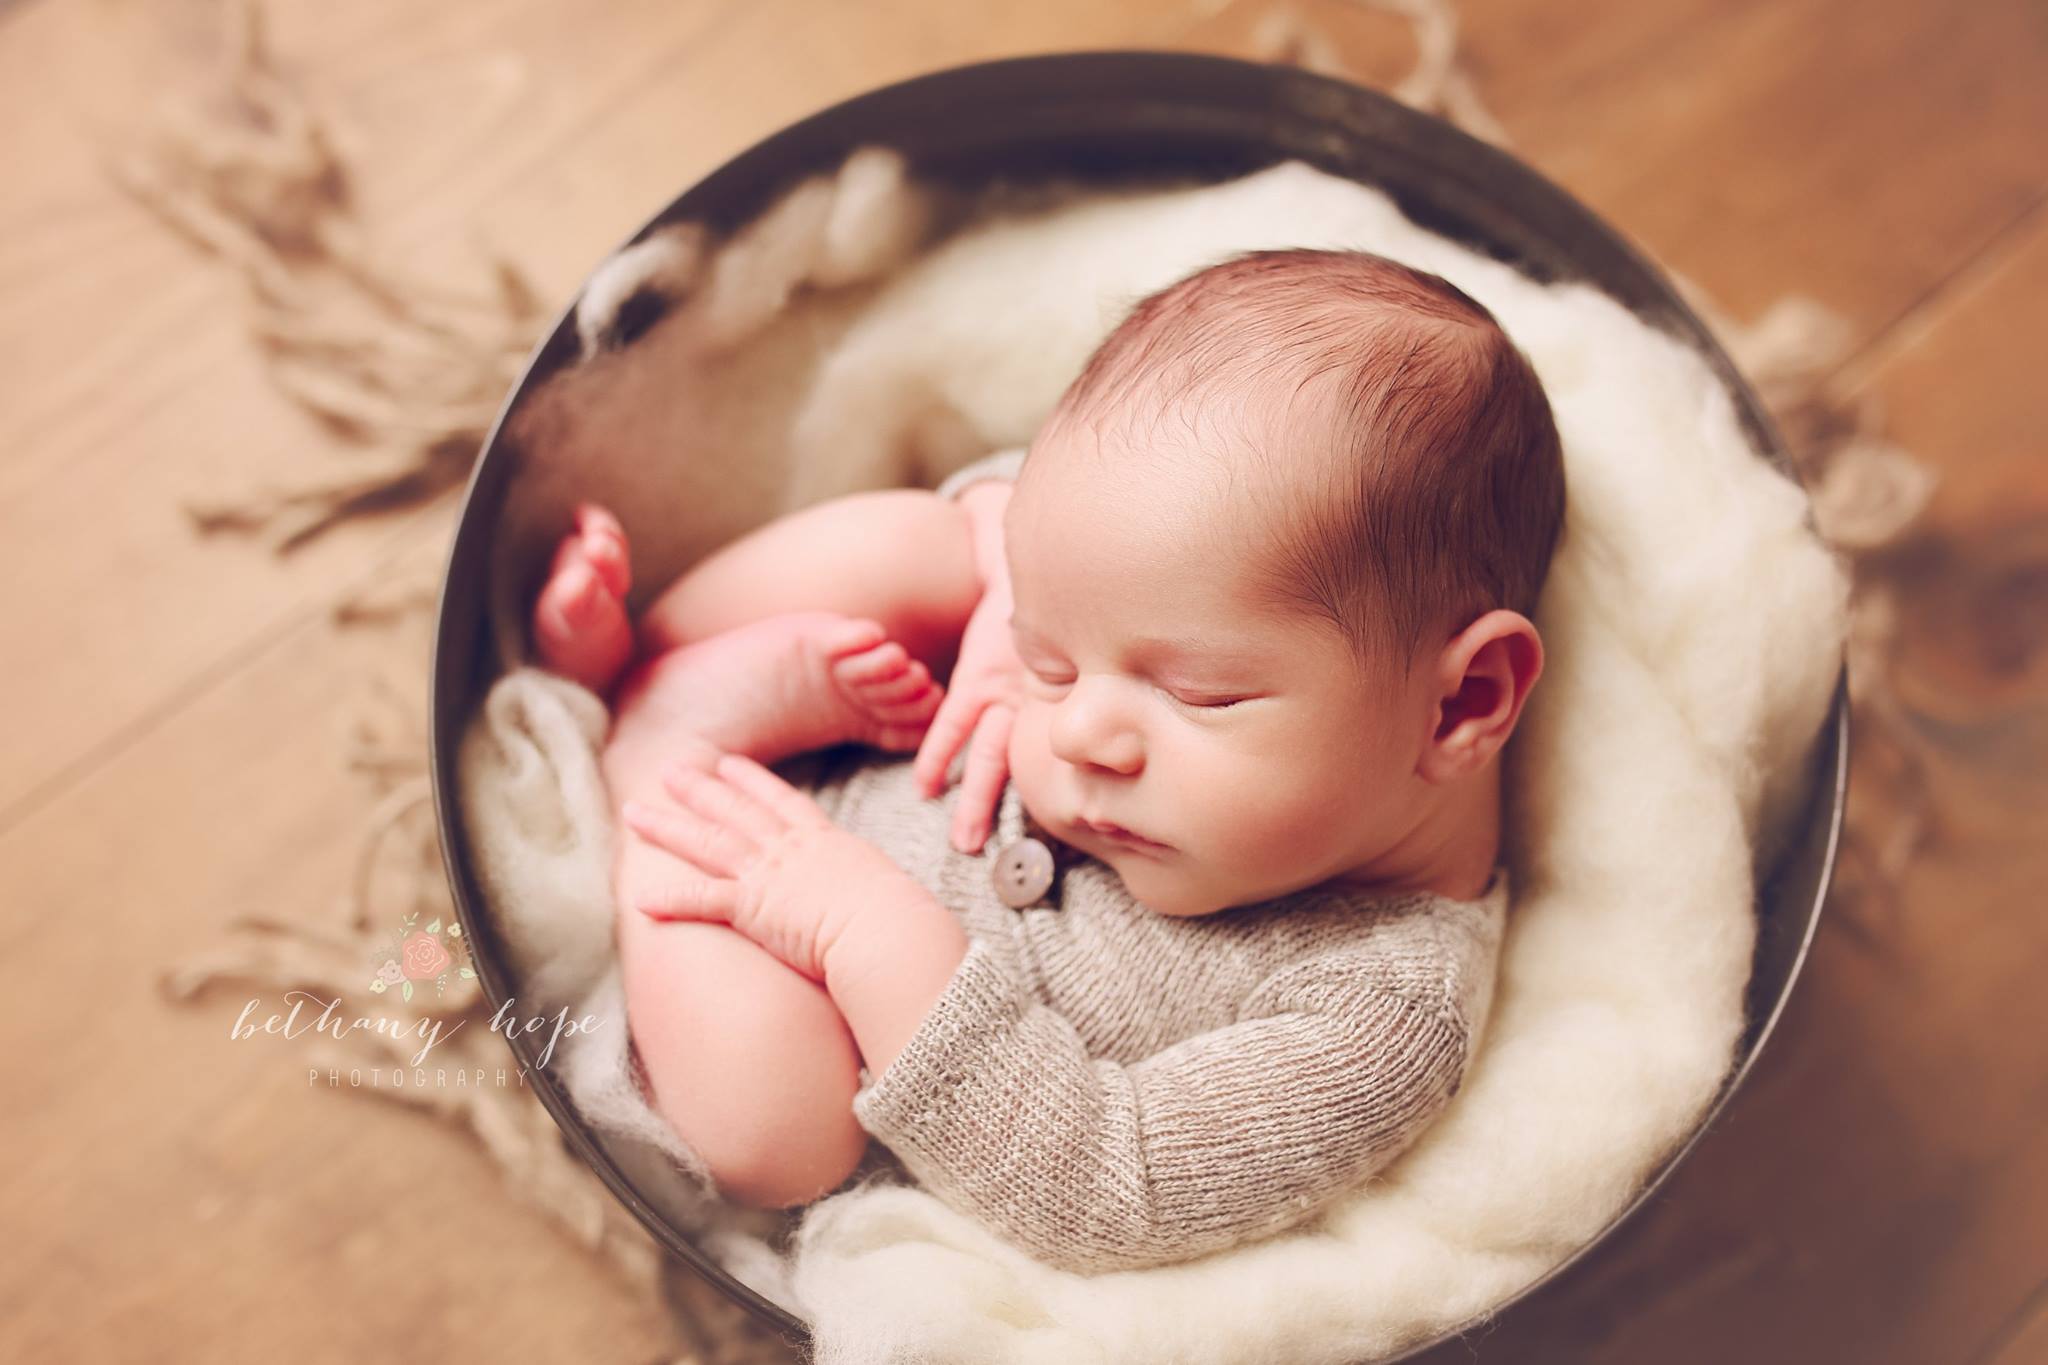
1419,611,1544,782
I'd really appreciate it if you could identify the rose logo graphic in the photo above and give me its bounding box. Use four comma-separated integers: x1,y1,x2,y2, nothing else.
401,930,451,980
369,911,473,1003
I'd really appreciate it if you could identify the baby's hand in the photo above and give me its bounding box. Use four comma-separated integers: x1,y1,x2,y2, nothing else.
914,480,1025,854
622,736,940,983
913,571,1024,853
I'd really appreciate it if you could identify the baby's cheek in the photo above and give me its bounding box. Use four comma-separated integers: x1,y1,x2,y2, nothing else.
1004,705,1054,808
1210,755,1332,865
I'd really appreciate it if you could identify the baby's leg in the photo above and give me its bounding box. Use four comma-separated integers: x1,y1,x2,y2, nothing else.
633,488,983,682
604,610,950,799
534,489,984,1206
603,614,946,1208
534,488,982,700
617,904,871,1209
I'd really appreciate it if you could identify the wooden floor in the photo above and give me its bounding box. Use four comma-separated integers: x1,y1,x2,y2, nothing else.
2,0,2043,1360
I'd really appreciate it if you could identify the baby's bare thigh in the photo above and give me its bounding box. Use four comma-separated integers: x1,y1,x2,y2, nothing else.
596,660,875,1203
617,901,870,1208
635,488,980,675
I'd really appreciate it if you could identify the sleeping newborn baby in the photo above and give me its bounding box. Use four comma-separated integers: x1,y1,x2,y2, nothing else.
529,247,1566,1273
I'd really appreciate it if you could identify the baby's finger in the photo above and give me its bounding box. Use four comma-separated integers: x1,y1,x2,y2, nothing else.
712,752,833,830
913,689,985,798
632,869,742,923
950,703,1014,854
623,796,751,877
663,765,782,847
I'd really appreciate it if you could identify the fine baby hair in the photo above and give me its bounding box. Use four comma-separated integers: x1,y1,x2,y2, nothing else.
1040,247,1568,670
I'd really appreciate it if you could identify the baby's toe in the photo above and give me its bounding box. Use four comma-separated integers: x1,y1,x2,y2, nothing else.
817,616,889,660
538,558,600,635
854,659,936,707
534,557,634,692
575,503,632,597
831,639,910,688
896,676,944,722
534,561,597,668
559,559,616,630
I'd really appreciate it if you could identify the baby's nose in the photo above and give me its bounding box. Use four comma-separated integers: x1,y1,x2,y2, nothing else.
1047,680,1144,775
1067,731,1143,775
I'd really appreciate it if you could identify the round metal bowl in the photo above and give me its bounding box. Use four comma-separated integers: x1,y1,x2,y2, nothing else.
430,50,1848,1362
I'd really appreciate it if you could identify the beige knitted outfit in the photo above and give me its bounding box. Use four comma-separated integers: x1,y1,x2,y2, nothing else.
766,449,1511,1275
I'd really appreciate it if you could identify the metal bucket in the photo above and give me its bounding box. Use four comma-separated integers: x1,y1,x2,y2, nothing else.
430,50,1848,1361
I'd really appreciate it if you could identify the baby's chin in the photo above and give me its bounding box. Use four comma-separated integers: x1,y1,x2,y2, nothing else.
1011,774,1234,917
1093,848,1236,919
1100,840,1345,918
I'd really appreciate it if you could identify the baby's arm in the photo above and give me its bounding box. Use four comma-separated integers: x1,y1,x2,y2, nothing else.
910,476,1026,851
841,940,1472,1274
821,877,972,1091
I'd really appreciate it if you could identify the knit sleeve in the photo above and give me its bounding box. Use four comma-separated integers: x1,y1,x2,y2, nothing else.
849,937,1471,1274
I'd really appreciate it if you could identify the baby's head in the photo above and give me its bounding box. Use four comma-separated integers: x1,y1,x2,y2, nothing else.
1002,248,1566,917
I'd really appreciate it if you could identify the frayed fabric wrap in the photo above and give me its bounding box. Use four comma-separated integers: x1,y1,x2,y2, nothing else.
454,152,1848,1363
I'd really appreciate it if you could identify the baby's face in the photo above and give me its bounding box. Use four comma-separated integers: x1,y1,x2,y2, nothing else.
1002,433,1432,918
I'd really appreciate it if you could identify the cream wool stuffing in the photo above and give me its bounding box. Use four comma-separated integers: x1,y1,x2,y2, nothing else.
454,149,1847,1364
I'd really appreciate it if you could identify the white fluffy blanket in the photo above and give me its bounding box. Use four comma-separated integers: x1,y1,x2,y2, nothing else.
453,151,1848,1364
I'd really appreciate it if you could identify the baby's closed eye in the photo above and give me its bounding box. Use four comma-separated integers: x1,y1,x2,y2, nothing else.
1022,663,1073,690
1024,665,1254,711
1172,692,1252,709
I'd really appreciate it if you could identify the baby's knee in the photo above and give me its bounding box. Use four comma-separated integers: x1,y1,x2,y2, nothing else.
691,1031,872,1211
619,922,869,1206
699,992,871,1207
713,1103,871,1210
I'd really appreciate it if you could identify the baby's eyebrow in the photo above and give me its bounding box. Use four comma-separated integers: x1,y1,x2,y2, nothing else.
1011,617,1268,670
1129,634,1269,670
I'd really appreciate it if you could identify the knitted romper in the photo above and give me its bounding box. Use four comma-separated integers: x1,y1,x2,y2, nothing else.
767,447,1510,1275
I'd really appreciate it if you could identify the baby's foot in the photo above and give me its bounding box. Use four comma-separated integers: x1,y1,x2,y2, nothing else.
616,611,944,764
807,616,948,753
534,503,635,694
